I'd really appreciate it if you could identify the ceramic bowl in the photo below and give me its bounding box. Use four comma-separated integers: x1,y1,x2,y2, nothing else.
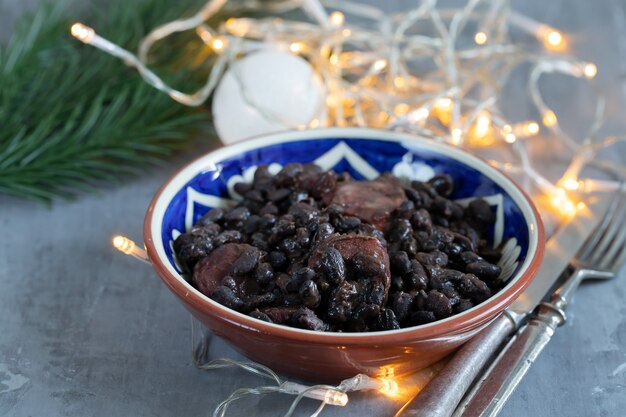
144,128,544,382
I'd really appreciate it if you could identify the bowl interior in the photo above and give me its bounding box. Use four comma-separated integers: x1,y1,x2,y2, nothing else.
152,130,535,305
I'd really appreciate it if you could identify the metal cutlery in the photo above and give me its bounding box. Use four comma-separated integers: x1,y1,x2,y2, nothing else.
394,194,612,417
454,185,626,417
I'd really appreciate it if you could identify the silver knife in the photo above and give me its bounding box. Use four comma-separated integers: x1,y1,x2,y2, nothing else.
395,197,609,417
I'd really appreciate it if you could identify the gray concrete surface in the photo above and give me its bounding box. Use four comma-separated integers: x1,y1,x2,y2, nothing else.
1,1,625,416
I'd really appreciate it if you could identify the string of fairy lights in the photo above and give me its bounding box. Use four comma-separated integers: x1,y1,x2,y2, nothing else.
91,0,626,415
71,0,625,218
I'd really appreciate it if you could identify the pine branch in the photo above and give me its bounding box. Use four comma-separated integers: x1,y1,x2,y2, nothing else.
0,0,217,203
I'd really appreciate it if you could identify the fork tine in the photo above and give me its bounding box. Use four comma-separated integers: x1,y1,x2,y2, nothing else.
587,185,626,268
597,192,626,270
577,187,623,263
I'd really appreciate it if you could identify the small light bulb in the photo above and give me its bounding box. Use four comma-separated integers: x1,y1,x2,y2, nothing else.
210,37,226,52
542,110,558,127
583,63,597,79
341,28,352,37
289,42,305,53
113,235,133,253
394,76,407,89
546,30,562,46
474,31,488,45
561,178,581,191
70,22,95,43
451,128,463,145
409,108,429,122
378,378,400,398
373,59,387,71
433,98,453,126
505,133,517,143
502,124,513,134
526,121,540,135
474,113,491,138
330,11,345,27
393,103,410,115
323,390,349,406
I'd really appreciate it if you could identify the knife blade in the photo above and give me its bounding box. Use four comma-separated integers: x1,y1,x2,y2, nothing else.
395,198,608,417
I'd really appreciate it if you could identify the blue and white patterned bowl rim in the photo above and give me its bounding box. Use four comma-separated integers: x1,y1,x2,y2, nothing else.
148,128,541,334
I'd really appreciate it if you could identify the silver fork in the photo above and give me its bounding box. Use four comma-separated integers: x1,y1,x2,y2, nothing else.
454,184,626,417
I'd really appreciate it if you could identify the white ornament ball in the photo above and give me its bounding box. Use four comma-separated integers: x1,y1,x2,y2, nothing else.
212,50,326,144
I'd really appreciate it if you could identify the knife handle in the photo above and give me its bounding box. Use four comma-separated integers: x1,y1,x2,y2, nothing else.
395,313,516,417
453,268,607,417
452,303,565,417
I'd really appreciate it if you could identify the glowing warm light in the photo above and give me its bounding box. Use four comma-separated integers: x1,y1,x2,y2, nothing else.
394,103,410,115
409,107,430,122
289,42,305,53
112,235,151,263
373,59,387,71
577,202,586,210
329,54,339,65
474,31,488,45
542,110,558,127
546,30,562,46
70,22,95,43
210,37,226,51
502,124,512,134
551,188,577,216
474,113,491,137
394,76,407,89
309,118,320,128
433,97,453,126
224,18,249,37
113,235,132,253
583,63,597,79
560,178,581,191
505,133,517,143
378,378,400,398
341,28,352,37
323,390,349,406
330,11,345,27
451,128,463,145
526,121,540,135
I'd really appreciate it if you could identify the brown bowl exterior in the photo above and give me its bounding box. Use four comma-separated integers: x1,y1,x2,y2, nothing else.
143,128,545,383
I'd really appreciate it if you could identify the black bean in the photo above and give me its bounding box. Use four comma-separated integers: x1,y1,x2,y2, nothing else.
173,232,214,273
455,299,474,313
366,282,386,305
466,198,495,224
234,182,252,195
199,207,225,225
392,292,414,322
375,309,401,330
390,275,404,292
230,247,260,276
255,262,274,285
211,286,245,311
249,309,272,322
244,189,264,203
425,290,452,319
287,267,316,292
312,171,338,199
326,281,358,323
466,261,502,281
350,253,385,278
214,230,243,246
410,311,437,326
259,202,278,216
411,181,438,197
390,251,412,276
458,274,492,303
428,174,454,197
243,214,261,234
246,292,277,309
335,216,362,232
293,307,327,331
267,188,292,202
318,245,346,284
299,280,321,308
410,208,432,230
